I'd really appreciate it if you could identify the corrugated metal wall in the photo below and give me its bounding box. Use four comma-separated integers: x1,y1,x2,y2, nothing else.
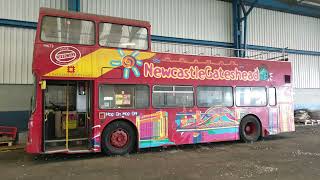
0,27,35,84
0,0,67,22
290,54,320,88
80,0,232,43
247,7,320,52
152,42,233,57
0,0,67,84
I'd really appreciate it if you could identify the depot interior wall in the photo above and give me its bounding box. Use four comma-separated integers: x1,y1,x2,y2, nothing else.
0,0,67,22
0,0,67,131
0,26,35,84
0,85,32,131
247,6,320,52
80,0,233,43
0,26,36,132
0,85,32,111
289,54,320,113
245,6,320,90
151,41,233,57
290,54,320,89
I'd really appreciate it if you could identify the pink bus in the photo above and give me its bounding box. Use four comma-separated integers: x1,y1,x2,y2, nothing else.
26,8,294,155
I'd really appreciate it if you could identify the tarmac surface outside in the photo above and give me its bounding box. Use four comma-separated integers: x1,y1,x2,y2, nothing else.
1,125,320,180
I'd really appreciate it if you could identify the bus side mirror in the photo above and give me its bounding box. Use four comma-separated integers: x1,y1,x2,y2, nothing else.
40,80,47,90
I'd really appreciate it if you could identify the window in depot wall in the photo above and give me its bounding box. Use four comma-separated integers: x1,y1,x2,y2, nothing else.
197,86,233,107
41,16,95,45
236,87,267,107
99,23,148,50
152,85,194,108
99,84,149,109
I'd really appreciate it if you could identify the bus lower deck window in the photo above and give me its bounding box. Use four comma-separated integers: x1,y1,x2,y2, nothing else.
152,85,194,108
99,85,149,109
236,87,267,107
197,86,233,107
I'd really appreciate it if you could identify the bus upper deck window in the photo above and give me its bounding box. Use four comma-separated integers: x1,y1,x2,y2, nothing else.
41,16,95,45
99,23,148,50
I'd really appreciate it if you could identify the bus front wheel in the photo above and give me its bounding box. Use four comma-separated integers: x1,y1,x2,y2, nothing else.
240,115,261,143
101,121,136,155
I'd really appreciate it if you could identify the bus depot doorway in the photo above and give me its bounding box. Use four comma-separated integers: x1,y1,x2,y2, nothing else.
43,80,92,153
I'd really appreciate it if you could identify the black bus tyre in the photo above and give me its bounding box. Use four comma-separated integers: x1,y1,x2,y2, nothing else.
101,121,136,155
240,115,261,143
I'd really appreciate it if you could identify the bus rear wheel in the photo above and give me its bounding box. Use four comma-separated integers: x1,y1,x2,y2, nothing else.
101,121,136,155
240,115,261,143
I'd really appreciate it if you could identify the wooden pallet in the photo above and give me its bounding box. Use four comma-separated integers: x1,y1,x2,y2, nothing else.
0,136,14,142
0,141,13,147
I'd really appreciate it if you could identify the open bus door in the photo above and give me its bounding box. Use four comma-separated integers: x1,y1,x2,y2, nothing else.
42,80,93,153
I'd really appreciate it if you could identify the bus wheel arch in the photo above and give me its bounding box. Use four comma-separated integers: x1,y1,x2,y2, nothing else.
239,114,262,143
101,119,138,155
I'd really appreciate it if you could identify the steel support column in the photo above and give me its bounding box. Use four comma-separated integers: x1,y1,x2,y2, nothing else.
68,0,80,11
233,0,242,57
233,0,257,57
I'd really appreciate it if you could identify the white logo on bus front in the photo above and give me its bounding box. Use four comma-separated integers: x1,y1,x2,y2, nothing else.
50,46,81,66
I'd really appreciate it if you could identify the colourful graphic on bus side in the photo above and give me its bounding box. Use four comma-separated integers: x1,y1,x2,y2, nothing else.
259,65,272,81
135,107,261,147
45,48,273,82
144,62,273,81
175,107,239,143
144,62,260,81
50,46,81,66
45,48,155,78
110,49,143,79
136,111,174,148
176,107,239,131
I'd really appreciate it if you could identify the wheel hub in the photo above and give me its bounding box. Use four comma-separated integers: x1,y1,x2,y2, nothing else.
110,129,129,148
244,122,256,136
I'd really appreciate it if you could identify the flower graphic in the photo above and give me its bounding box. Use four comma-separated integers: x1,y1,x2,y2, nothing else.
110,49,143,79
259,65,273,81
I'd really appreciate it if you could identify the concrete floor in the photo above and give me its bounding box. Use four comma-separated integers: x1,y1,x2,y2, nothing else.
1,125,320,180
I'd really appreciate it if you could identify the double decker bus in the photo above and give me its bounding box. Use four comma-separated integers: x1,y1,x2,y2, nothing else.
26,8,294,155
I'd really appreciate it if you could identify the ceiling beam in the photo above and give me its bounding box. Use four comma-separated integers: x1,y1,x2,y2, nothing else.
243,0,320,18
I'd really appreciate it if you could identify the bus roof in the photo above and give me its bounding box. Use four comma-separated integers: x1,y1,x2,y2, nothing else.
39,7,151,28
